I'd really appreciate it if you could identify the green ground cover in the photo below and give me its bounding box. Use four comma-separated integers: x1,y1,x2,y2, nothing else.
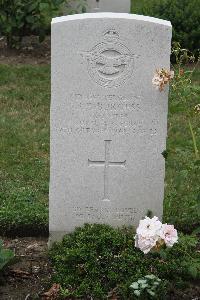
49,223,200,299
131,0,149,12
0,65,50,235
0,65,199,235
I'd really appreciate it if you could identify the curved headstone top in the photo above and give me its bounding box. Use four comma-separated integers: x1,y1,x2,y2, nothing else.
52,13,171,27
49,11,172,245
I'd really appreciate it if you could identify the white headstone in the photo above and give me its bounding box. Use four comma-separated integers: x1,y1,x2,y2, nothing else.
67,0,130,14
49,13,172,244
87,0,130,13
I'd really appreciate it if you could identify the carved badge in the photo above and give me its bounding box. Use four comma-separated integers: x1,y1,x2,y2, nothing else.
82,29,135,88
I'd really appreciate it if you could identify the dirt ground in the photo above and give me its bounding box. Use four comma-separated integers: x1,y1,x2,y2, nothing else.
0,237,52,300
0,36,50,65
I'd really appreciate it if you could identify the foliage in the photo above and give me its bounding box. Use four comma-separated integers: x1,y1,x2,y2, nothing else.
64,0,87,14
0,0,66,48
131,0,200,52
163,45,200,231
130,275,165,299
170,43,199,160
0,240,14,271
49,224,200,299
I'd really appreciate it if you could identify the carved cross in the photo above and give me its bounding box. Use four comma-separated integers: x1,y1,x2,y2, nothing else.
88,140,126,201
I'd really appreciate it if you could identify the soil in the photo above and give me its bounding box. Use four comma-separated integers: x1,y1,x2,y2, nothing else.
0,36,50,65
0,237,52,300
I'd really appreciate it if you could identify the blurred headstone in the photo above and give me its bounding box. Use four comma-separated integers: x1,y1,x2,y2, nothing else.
67,0,131,14
87,0,130,13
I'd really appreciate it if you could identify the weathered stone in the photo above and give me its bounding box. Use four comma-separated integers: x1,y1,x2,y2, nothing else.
49,13,172,245
67,0,130,14
87,0,130,13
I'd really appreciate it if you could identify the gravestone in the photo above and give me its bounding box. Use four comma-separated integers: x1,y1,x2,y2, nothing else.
49,13,172,244
87,0,130,13
67,0,130,14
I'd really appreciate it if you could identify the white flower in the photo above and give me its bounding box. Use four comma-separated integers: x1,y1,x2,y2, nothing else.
135,234,157,254
152,68,174,91
162,224,178,247
194,104,200,114
152,75,162,90
170,70,174,79
136,216,163,238
135,217,178,254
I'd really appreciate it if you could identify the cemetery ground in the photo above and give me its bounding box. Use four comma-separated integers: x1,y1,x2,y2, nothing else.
0,58,200,297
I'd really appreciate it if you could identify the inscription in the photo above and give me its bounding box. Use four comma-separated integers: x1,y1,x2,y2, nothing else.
73,206,138,221
59,119,157,136
70,93,142,112
55,93,158,136
56,93,158,136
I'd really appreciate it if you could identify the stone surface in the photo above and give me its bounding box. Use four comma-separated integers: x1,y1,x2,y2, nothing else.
87,0,130,13
49,13,172,244
67,0,130,14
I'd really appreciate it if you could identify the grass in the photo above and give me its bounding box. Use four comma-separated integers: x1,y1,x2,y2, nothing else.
0,65,50,235
164,67,200,231
0,64,199,235
131,0,151,13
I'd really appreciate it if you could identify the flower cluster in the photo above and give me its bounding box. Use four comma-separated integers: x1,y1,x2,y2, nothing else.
152,68,174,91
194,104,200,114
135,216,178,254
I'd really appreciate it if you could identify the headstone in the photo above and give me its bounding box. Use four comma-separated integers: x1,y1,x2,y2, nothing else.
67,0,130,14
87,0,130,13
49,13,172,244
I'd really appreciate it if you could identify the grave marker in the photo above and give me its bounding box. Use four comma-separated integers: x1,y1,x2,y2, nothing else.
49,13,172,244
87,0,130,13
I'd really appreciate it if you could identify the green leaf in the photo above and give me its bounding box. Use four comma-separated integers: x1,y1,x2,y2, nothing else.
130,282,139,289
194,160,200,166
192,226,200,235
5,24,12,33
26,15,35,24
39,3,49,11
147,289,156,296
141,283,148,289
159,249,167,260
138,279,147,284
27,2,38,12
0,248,14,270
188,265,198,279
134,290,141,297
145,274,156,280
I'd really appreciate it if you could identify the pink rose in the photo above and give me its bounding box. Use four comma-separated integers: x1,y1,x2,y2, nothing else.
135,234,157,254
162,224,178,247
136,216,163,238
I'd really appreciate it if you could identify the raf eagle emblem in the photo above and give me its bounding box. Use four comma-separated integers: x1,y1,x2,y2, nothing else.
82,30,135,88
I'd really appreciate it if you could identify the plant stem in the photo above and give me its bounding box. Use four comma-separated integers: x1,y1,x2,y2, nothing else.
188,120,199,160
